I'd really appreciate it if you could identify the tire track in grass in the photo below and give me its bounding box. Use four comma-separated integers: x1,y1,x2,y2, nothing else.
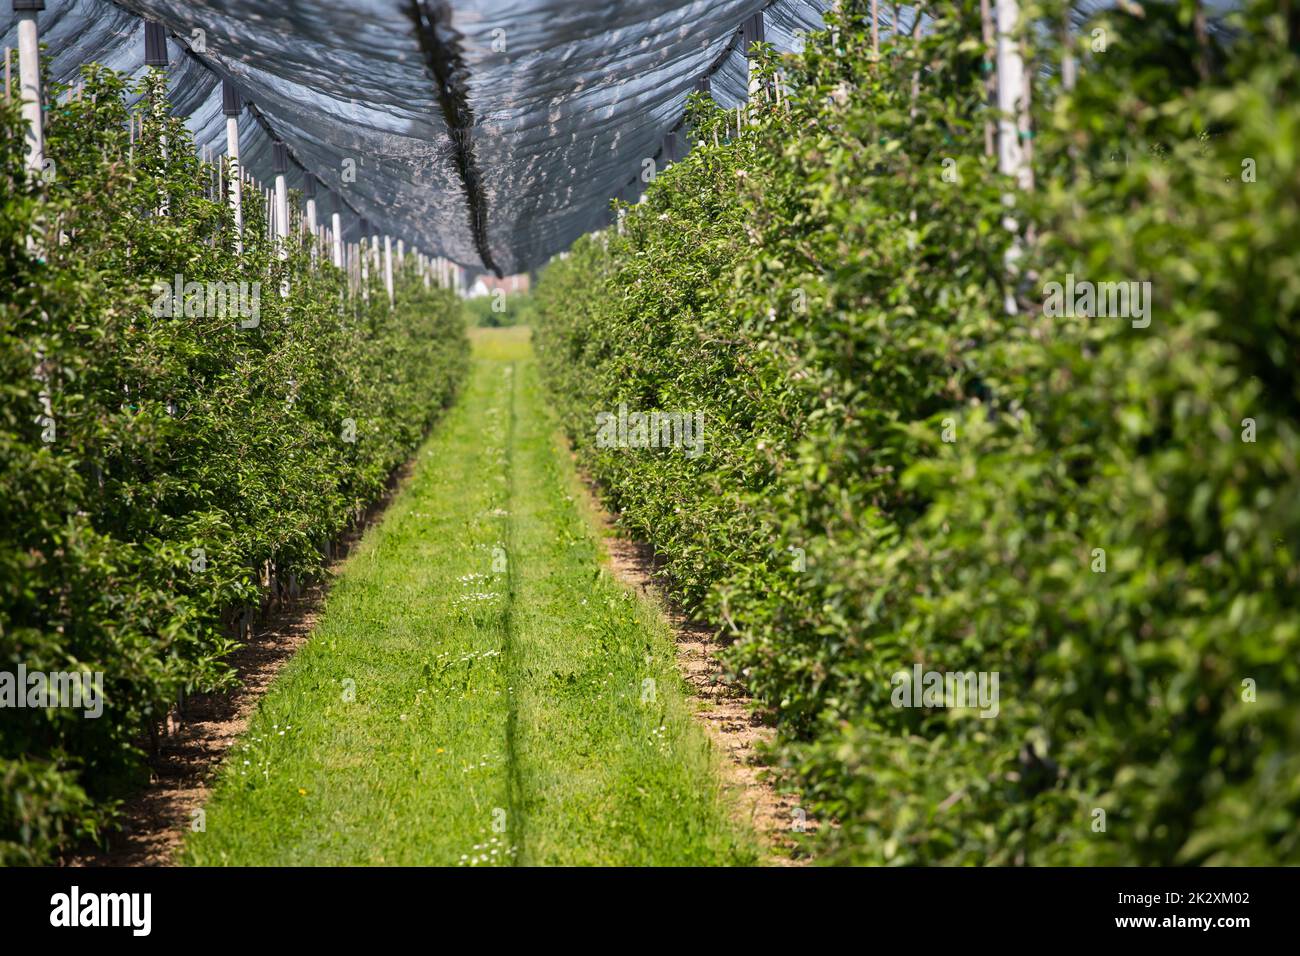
501,358,528,864
183,328,756,866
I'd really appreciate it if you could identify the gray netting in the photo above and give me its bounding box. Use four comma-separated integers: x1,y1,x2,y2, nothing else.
1,1,827,274
0,1,1238,273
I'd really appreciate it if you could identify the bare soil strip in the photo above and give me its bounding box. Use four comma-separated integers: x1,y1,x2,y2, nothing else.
569,465,813,865
63,466,414,867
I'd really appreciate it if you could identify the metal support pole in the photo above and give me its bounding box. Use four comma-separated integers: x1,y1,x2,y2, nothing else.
361,239,370,301
995,0,1031,315
743,12,764,114
145,22,168,216
223,80,243,253
995,0,1030,189
304,175,318,254
1061,10,1077,92
14,0,44,179
359,220,371,303
272,141,290,249
384,235,395,307
980,0,996,158
272,143,289,298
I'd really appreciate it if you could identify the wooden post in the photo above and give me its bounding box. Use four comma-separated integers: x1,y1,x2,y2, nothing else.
332,211,343,268
15,1,45,178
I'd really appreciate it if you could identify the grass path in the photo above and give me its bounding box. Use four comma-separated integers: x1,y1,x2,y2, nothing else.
183,327,758,866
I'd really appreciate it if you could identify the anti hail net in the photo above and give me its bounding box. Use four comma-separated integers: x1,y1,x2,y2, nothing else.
0,2,1236,274
1,1,826,274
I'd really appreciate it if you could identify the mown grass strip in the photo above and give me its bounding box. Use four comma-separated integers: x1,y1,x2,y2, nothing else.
504,331,756,865
184,327,755,865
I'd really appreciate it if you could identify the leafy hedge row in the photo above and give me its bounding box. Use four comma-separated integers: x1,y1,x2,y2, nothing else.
0,67,468,863
535,0,1300,864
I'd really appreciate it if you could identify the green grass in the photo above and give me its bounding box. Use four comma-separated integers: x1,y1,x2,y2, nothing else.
183,327,758,866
